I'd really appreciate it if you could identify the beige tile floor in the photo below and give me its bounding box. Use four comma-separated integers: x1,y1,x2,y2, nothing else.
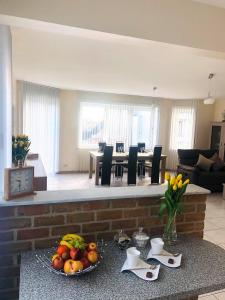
47,172,158,190
200,193,225,299
48,173,225,299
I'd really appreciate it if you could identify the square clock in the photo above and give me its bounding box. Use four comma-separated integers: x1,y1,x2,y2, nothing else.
4,166,34,200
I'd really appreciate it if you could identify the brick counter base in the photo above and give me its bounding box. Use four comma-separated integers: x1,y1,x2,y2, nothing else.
0,194,206,300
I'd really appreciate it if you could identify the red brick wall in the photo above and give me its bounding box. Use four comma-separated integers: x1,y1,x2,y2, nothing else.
0,194,206,300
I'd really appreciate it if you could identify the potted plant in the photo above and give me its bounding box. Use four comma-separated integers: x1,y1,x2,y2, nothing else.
12,134,31,167
159,172,189,244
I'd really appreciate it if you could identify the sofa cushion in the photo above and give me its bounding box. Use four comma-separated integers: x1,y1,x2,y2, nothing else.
208,152,225,171
212,158,225,171
210,152,219,162
178,164,195,171
178,149,218,166
196,154,214,171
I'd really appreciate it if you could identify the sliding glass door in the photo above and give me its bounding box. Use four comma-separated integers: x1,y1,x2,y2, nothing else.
23,82,59,174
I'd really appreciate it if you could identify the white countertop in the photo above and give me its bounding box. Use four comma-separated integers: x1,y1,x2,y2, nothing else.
0,184,210,207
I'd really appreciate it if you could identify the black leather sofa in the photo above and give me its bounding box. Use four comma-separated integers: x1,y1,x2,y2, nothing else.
177,149,225,192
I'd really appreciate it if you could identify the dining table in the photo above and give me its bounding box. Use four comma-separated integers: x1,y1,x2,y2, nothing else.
89,151,167,185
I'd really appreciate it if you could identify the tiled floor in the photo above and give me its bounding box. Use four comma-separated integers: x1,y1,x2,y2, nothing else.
48,173,96,191
48,173,225,299
48,172,152,190
200,193,225,299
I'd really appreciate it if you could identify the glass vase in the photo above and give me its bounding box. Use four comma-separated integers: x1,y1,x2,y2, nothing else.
163,212,177,245
18,159,25,168
13,154,27,168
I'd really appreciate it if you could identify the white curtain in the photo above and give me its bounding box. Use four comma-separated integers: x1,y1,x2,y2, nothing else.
23,82,60,174
167,104,196,170
103,104,132,150
79,102,159,151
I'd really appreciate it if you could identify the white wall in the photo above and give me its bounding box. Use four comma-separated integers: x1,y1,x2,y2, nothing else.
0,25,12,193
214,99,225,121
195,100,215,149
59,90,79,171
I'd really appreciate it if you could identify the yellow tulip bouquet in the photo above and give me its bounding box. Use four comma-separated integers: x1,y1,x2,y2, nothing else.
159,172,190,243
12,134,31,167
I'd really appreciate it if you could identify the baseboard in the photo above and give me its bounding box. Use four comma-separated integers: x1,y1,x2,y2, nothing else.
56,171,89,174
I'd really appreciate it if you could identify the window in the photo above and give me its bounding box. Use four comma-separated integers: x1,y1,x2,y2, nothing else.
132,107,159,148
79,104,105,148
79,102,159,150
169,106,196,150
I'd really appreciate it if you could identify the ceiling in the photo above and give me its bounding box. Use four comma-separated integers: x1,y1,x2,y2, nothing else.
194,0,225,9
11,26,225,99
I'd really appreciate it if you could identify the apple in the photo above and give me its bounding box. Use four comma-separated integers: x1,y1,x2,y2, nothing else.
87,250,98,264
61,250,70,261
70,248,81,260
83,250,88,258
57,245,69,256
51,253,59,262
64,259,83,274
52,256,64,270
80,257,91,269
88,242,97,251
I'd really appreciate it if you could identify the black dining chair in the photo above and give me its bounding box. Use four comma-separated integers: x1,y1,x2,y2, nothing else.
98,142,107,177
137,142,146,178
98,142,106,152
127,146,138,185
115,142,125,179
145,146,162,184
138,143,145,153
116,142,124,153
100,145,114,186
151,146,162,184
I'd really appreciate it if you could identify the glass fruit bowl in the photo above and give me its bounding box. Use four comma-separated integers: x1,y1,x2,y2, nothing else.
35,237,104,277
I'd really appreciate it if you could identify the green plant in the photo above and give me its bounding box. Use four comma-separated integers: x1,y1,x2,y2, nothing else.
12,134,31,166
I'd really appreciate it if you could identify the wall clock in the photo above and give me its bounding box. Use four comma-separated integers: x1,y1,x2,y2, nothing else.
4,166,34,200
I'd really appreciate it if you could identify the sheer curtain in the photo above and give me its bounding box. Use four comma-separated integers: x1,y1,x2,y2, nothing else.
103,104,132,149
79,102,159,151
167,104,196,170
23,82,60,174
131,106,159,149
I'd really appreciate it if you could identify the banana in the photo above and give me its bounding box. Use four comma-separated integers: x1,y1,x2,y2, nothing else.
63,234,83,241
62,237,74,243
62,234,84,242
60,240,73,250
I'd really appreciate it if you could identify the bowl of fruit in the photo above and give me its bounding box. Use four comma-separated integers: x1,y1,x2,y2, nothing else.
36,234,103,276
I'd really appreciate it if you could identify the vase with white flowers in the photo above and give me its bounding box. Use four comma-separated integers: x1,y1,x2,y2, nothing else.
159,172,190,244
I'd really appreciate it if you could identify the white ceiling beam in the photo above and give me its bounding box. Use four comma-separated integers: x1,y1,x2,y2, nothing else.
0,0,225,53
